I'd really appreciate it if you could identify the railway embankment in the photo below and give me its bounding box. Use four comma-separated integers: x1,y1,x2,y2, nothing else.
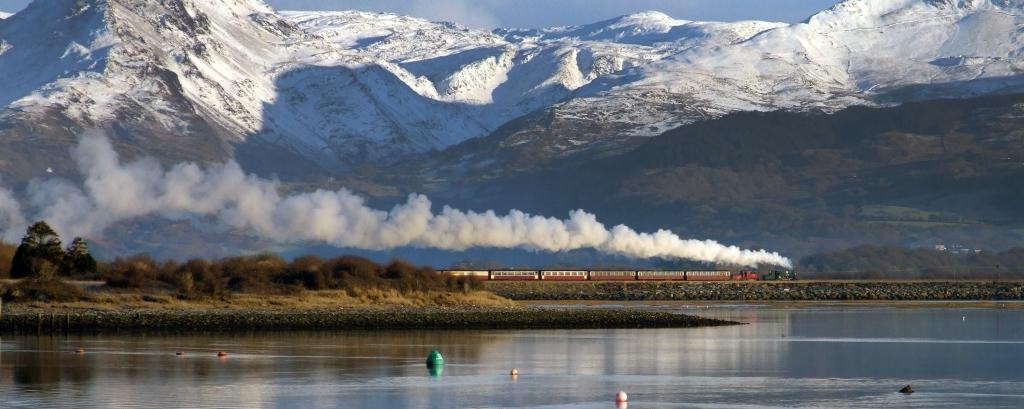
0,306,737,334
487,281,1024,301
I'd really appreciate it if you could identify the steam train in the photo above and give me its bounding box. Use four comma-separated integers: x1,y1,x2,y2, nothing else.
441,269,797,281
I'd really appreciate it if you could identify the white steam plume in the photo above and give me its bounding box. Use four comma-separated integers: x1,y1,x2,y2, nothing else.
0,133,792,267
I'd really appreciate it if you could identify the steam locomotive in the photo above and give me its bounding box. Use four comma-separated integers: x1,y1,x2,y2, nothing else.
442,269,797,281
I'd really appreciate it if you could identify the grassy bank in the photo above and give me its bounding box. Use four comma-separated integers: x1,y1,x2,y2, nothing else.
1,285,513,310
0,305,737,334
0,280,737,333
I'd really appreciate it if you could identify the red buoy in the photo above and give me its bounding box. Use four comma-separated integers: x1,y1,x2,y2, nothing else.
615,391,628,402
217,351,228,357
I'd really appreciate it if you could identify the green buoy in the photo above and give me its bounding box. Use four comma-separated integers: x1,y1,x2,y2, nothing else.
426,350,444,366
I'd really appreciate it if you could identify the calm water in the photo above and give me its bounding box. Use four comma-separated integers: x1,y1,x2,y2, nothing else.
1,304,1023,408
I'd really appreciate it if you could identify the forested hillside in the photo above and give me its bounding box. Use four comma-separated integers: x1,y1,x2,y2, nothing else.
457,93,1024,257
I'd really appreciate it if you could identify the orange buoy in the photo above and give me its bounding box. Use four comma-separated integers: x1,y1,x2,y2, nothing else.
510,368,519,376
615,391,628,403
75,348,85,354
217,351,228,357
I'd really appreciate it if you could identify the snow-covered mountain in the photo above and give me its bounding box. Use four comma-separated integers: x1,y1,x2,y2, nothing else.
2,0,1024,182
466,0,1024,169
0,11,12,19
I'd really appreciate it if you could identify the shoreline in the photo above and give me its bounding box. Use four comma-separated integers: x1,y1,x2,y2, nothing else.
520,299,1024,308
488,281,1024,301
0,305,738,334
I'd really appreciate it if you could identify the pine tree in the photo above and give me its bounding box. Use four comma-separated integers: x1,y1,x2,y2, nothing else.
10,221,64,278
63,237,98,277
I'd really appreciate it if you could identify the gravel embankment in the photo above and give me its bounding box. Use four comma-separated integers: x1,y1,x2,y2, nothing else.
0,306,736,334
488,281,1024,301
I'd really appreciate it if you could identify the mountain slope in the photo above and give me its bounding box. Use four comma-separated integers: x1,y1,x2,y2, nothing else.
431,0,1024,174
440,93,1024,257
4,0,1024,184
0,1,771,179
0,0,300,182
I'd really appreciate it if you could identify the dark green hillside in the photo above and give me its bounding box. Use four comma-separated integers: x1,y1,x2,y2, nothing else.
465,94,1024,256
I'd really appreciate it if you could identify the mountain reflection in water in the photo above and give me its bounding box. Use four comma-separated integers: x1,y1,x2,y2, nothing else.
1,305,1022,408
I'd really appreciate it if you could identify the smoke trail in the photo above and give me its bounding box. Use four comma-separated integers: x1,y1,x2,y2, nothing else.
0,133,792,267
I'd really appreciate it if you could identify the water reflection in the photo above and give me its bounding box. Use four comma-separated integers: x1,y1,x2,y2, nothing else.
0,305,1022,408
2,337,96,391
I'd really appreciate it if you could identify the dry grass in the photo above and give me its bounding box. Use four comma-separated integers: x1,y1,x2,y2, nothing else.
7,287,513,312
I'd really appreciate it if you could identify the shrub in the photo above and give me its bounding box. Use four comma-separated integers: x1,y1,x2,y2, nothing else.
102,255,170,290
3,277,87,302
221,253,288,294
77,251,487,299
273,256,328,290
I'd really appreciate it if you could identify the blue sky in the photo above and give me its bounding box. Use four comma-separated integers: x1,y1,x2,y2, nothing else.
1,0,842,28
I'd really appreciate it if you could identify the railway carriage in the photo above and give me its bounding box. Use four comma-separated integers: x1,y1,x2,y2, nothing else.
685,270,732,281
540,270,589,281
441,268,793,281
636,270,687,280
588,270,638,281
489,270,540,280
731,271,760,281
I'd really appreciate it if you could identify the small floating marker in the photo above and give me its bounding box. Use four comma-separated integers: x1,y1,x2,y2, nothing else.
962,316,966,321
217,351,228,357
510,368,519,376
75,348,85,354
899,385,914,394
426,350,444,367
615,391,628,403
175,351,185,356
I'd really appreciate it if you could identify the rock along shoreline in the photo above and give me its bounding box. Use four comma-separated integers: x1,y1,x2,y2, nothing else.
487,281,1024,301
0,306,737,335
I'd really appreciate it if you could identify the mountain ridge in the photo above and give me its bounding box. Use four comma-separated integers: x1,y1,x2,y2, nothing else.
3,0,1024,183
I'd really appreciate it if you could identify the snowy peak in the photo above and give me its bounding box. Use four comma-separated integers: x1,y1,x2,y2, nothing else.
807,0,1024,28
0,11,11,19
0,0,303,129
498,11,783,45
283,10,504,60
0,0,116,109
553,11,691,43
